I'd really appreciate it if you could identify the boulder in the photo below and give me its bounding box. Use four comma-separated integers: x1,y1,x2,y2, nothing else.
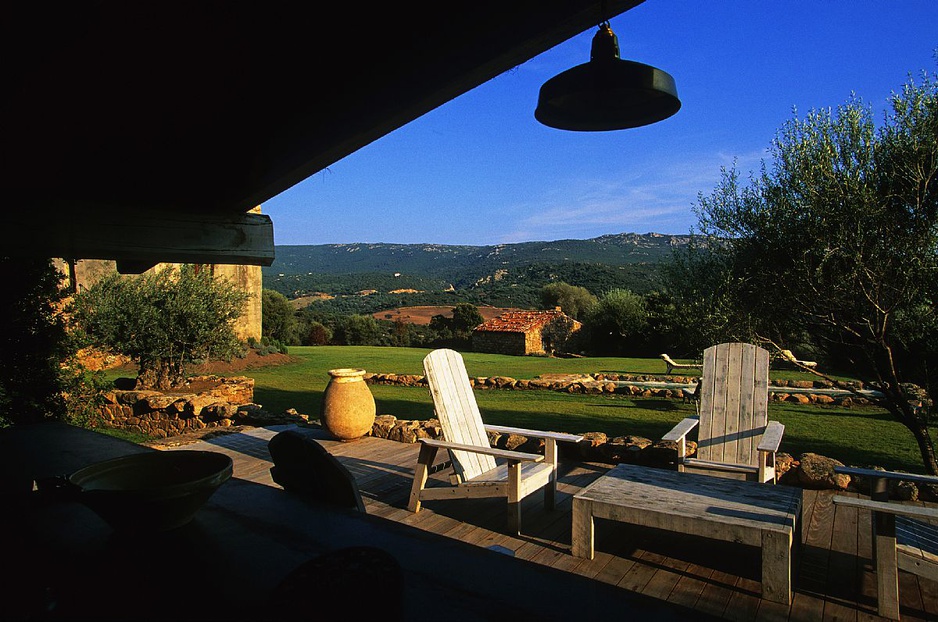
641,439,696,467
371,414,398,439
600,435,652,464
576,432,608,461
387,420,426,444
796,453,850,490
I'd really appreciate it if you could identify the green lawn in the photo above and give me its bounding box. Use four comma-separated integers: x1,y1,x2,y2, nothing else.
220,346,923,474
101,345,925,473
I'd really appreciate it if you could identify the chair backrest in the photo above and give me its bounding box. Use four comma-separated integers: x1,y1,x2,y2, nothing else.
696,342,770,467
423,349,497,482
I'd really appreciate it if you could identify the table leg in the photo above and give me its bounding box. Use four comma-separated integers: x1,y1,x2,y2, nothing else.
761,529,792,604
571,499,594,559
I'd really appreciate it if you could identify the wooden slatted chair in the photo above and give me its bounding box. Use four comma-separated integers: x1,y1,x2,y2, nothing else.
833,466,938,620
408,348,583,535
663,342,784,484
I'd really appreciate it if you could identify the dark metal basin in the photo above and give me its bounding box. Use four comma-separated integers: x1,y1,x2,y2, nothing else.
67,450,233,533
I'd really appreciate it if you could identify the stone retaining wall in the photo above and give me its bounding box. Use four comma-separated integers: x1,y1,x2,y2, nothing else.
96,375,304,438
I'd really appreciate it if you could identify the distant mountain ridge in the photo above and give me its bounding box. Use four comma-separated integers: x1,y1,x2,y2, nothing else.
262,233,693,307
265,232,692,280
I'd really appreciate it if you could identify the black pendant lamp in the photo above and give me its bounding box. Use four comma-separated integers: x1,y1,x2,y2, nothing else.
535,21,680,131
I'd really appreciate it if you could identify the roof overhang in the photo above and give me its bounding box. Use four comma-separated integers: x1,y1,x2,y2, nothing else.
3,1,644,266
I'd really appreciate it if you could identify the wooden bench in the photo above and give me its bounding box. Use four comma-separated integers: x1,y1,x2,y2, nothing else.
572,463,802,604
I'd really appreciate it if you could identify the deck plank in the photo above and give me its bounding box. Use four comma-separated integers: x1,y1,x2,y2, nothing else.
169,425,938,621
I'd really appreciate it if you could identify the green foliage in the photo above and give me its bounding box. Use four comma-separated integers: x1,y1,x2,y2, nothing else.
540,282,597,320
333,314,381,345
582,289,648,356
72,265,250,390
684,68,938,472
451,303,484,336
61,366,110,428
262,289,298,344
251,336,289,356
304,320,333,346
0,258,72,425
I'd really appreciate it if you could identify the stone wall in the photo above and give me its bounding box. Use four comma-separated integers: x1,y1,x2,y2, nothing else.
96,375,302,438
471,331,529,356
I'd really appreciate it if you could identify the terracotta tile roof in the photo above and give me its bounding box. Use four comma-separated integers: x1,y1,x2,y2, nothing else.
473,309,570,333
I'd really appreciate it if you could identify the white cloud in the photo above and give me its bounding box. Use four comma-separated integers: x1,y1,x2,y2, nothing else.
496,148,769,242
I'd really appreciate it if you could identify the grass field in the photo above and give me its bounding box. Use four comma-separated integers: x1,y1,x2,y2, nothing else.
205,346,926,474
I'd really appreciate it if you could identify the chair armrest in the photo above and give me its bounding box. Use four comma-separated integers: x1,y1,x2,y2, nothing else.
757,421,785,453
662,417,699,442
833,495,938,521
834,466,938,487
418,438,544,463
483,424,583,444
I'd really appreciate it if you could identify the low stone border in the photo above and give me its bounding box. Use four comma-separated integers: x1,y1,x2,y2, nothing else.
363,372,871,406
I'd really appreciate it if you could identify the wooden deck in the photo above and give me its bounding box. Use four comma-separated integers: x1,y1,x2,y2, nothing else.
178,425,938,621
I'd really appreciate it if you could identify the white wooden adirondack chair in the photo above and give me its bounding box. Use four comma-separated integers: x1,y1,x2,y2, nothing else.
663,342,784,484
408,349,582,535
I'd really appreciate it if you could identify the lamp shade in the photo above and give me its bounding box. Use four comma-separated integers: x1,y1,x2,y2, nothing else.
535,23,680,131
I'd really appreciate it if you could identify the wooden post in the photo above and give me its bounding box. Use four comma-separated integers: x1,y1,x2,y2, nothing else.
870,475,900,619
571,498,594,559
544,438,557,510
761,529,792,604
507,460,522,535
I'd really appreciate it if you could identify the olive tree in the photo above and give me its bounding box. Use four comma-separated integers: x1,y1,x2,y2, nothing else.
262,289,298,344
679,69,938,473
582,288,647,356
540,282,597,320
72,264,250,390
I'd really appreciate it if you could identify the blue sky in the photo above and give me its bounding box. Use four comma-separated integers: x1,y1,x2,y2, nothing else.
265,1,938,247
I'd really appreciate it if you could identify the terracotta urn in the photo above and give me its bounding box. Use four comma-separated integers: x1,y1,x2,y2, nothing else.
320,368,376,441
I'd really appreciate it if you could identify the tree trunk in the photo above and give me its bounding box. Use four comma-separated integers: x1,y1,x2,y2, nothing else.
135,360,186,391
888,397,938,475
907,421,938,476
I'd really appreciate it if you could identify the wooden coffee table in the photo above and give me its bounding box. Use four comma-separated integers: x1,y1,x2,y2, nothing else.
572,463,802,604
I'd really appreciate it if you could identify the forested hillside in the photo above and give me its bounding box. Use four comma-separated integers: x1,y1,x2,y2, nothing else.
262,233,690,312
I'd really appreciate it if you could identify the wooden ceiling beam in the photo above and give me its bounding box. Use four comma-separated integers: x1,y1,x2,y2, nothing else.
10,209,274,267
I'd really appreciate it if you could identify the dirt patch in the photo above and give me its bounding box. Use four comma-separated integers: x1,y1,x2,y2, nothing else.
108,349,301,379
373,305,524,326
188,350,301,375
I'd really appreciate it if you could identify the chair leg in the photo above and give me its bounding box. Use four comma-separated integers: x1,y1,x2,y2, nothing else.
507,460,521,535
544,438,557,510
408,443,438,513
